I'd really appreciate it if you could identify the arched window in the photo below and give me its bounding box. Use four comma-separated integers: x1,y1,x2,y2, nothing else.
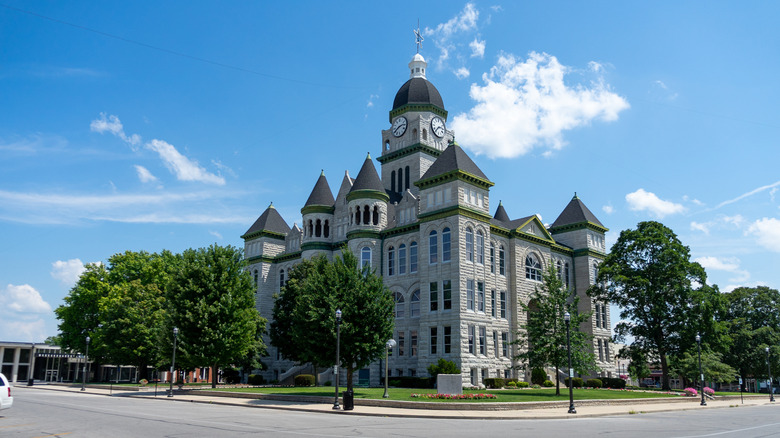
391,170,396,192
557,260,563,280
363,205,370,225
253,269,258,287
324,220,330,238
490,242,496,273
525,254,542,281
361,246,371,270
476,230,484,264
279,269,285,289
399,244,407,275
372,205,379,225
405,165,410,191
593,264,599,284
422,129,428,140
397,168,403,193
442,227,451,262
429,230,438,264
385,140,390,151
308,219,313,237
388,246,395,276
394,292,405,318
564,262,570,288
354,207,361,225
499,245,506,276
410,242,418,273
410,290,420,317
315,219,322,237
465,227,474,262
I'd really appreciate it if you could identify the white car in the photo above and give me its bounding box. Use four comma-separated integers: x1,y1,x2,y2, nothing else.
0,373,12,410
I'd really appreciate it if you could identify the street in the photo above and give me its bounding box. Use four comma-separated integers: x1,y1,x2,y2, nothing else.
2,387,779,438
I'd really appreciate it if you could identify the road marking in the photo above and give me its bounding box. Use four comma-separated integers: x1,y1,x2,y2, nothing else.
671,421,780,438
0,423,35,428
32,433,72,438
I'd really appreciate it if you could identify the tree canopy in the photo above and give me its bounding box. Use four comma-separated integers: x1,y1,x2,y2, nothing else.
270,249,394,391
588,221,713,390
165,244,266,388
515,265,596,394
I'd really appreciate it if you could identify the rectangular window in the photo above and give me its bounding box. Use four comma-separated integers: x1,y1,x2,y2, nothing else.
470,368,477,386
500,291,507,318
477,281,485,313
479,326,486,355
468,325,475,354
443,280,452,310
502,332,508,357
499,247,505,276
490,245,495,273
398,332,405,357
481,368,488,383
410,243,418,273
444,326,452,354
491,290,496,317
598,339,603,361
411,330,418,357
427,192,434,208
430,327,438,355
435,190,442,205
388,249,394,276
476,232,484,265
493,331,499,358
442,229,451,262
595,304,602,328
429,233,438,264
429,282,438,311
409,368,417,377
444,188,451,203
399,246,406,275
467,280,475,311
604,340,610,359
602,305,608,329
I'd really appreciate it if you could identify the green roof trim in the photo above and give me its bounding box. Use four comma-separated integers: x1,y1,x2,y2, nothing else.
376,142,442,164
241,230,286,241
551,244,574,256
549,221,609,234
381,223,420,238
416,168,494,191
346,189,389,203
245,255,276,264
389,104,447,122
573,248,607,259
301,205,336,215
417,205,492,224
510,216,557,243
301,241,338,252
346,229,382,240
490,224,511,238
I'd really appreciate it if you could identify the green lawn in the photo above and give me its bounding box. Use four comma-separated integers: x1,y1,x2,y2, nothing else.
211,386,682,403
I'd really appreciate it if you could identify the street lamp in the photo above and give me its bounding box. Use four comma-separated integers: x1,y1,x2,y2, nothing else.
333,309,342,410
696,334,706,406
168,327,179,398
383,339,396,398
766,347,775,403
80,336,90,391
564,311,576,414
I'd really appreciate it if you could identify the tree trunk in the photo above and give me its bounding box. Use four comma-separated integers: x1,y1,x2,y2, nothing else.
211,364,218,388
660,351,670,390
346,366,354,392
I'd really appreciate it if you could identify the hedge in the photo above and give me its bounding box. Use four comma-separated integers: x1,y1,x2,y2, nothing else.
483,378,505,389
586,378,603,388
388,376,435,388
247,374,265,385
601,377,626,389
566,377,584,388
294,374,315,387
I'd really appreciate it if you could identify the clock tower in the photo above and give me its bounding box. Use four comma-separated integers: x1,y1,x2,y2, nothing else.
378,53,453,199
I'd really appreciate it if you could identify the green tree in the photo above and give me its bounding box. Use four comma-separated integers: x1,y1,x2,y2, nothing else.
515,265,596,395
720,286,780,385
670,350,737,387
270,249,394,392
55,263,110,361
166,244,265,388
588,221,710,390
427,358,461,379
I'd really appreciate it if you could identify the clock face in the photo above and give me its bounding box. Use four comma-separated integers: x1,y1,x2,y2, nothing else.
392,117,408,137
431,117,445,137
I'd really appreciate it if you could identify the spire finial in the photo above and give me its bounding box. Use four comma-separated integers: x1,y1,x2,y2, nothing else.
320,169,325,176
366,152,371,160
414,20,424,53
269,201,274,209
573,192,579,200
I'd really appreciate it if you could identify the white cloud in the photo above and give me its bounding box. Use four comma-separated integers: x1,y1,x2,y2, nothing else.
366,93,379,108
746,217,780,252
450,52,629,159
90,113,141,148
0,284,52,313
145,139,225,185
690,221,710,234
723,215,745,227
134,165,158,183
0,317,48,343
715,180,780,210
209,230,223,240
649,80,678,101
454,67,470,79
625,189,685,218
51,259,86,286
469,38,485,58
602,205,614,214
426,3,478,39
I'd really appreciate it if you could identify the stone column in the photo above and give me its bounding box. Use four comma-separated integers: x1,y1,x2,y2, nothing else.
11,348,21,383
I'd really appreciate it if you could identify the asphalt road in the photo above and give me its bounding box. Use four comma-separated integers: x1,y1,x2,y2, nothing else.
2,387,779,438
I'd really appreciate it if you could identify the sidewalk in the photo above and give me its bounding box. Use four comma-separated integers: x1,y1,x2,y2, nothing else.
19,383,776,420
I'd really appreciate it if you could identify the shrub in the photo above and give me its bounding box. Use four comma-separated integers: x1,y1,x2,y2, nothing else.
324,380,332,386
294,374,315,387
601,377,626,389
223,367,241,384
586,378,603,388
703,387,715,396
483,378,505,389
532,384,541,389
506,381,517,388
542,380,554,387
247,374,265,385
566,377,583,388
516,381,530,388
427,358,461,378
531,368,547,385
684,387,698,397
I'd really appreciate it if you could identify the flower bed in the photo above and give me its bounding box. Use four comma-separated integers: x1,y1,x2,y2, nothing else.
411,393,497,400
683,387,698,397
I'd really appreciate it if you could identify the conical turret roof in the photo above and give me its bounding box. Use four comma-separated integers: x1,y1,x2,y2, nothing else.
493,201,511,223
550,193,605,229
349,154,386,194
420,141,489,182
303,171,335,208
242,203,290,238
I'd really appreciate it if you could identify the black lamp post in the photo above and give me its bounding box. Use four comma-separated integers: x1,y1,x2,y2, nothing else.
333,309,342,410
564,311,576,414
80,336,90,391
168,327,178,398
383,338,396,398
766,347,775,402
696,334,706,406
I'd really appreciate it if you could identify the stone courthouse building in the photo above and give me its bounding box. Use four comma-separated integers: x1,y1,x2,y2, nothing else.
243,51,614,386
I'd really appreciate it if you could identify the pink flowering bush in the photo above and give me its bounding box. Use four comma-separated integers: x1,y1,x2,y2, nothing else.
683,387,698,397
411,393,497,400
703,387,714,396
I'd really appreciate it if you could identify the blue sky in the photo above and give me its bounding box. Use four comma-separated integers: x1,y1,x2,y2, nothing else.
2,2,778,342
